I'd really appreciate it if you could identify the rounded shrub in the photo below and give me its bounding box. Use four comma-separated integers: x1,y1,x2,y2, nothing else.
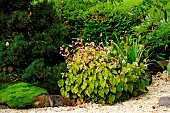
0,82,48,108
58,39,150,104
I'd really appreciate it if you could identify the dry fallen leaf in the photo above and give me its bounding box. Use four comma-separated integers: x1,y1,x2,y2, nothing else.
163,77,170,82
156,72,162,77
79,104,86,108
153,82,159,87
139,105,142,108
151,103,157,109
67,107,75,111
97,105,102,109
133,97,141,100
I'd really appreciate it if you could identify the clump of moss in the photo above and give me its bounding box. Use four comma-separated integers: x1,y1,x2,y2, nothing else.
0,82,48,108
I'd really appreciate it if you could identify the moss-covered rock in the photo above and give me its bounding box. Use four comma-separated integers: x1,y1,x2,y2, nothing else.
0,82,48,108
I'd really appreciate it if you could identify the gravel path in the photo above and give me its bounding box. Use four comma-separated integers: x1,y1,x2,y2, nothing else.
1,71,170,113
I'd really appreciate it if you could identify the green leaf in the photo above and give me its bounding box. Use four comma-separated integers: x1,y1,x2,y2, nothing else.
103,71,109,80
76,77,82,85
98,88,104,98
112,70,117,74
98,99,105,105
72,94,77,98
89,83,94,91
104,87,109,95
123,83,128,92
73,68,77,75
65,78,69,85
65,85,70,92
138,79,146,90
85,89,90,96
116,85,123,92
114,76,120,85
73,85,78,94
60,87,65,97
108,94,115,104
88,68,91,75
128,84,133,93
65,92,69,98
68,73,73,81
133,91,139,97
100,80,106,88
94,80,99,88
58,80,64,87
110,87,116,93
81,80,87,90
89,62,95,68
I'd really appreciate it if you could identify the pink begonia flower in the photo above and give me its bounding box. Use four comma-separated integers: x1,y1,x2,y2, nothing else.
107,50,111,54
104,47,108,50
120,36,124,40
88,55,93,60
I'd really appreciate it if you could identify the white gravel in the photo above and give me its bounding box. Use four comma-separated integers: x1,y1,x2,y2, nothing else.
1,71,170,113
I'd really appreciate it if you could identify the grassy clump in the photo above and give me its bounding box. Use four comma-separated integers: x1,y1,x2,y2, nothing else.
0,82,48,108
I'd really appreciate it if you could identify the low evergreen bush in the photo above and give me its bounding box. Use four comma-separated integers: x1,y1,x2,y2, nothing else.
0,82,48,108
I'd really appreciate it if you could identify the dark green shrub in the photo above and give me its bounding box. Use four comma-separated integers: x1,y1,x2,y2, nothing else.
0,0,68,93
22,59,67,94
0,82,48,108
56,0,144,45
58,39,150,104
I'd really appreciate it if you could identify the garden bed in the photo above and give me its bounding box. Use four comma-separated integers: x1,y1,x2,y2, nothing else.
1,71,170,113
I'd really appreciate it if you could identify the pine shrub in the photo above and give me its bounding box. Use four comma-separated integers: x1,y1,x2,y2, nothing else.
0,0,68,94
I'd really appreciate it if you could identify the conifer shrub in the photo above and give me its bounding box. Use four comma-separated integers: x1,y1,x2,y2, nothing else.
0,0,68,93
0,82,48,108
58,39,150,104
55,0,145,45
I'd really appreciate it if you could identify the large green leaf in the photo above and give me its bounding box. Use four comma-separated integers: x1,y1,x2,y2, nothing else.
108,94,115,104
98,89,104,98
116,85,123,92
110,87,116,93
128,84,133,93
104,87,109,95
81,80,88,90
58,79,64,87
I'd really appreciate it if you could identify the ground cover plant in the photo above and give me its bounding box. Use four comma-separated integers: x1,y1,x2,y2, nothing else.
0,82,48,108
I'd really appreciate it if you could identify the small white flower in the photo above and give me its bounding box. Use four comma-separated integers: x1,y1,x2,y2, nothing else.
6,42,9,47
144,64,148,68
122,59,126,64
127,68,131,71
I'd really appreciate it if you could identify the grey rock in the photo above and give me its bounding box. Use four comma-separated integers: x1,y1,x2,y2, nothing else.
159,96,170,108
